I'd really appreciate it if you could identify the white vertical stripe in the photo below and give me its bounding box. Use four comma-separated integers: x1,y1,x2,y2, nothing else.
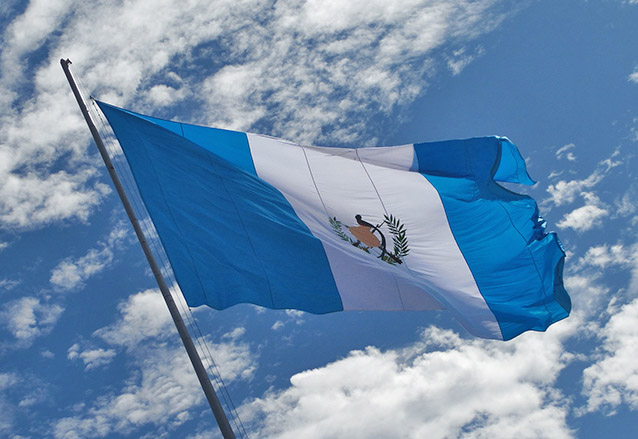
247,133,501,339
328,144,416,170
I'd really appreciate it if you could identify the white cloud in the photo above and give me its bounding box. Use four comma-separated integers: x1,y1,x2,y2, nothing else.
629,70,638,83
95,288,256,380
199,0,510,144
575,244,636,271
2,297,64,344
146,84,187,107
0,370,50,432
0,407,12,436
242,327,573,439
94,289,173,347
0,372,19,435
581,298,638,414
0,278,20,291
557,205,608,232
565,152,576,162
559,238,638,329
0,373,19,391
67,343,117,370
0,370,51,428
185,428,218,439
223,326,246,340
269,310,306,330
0,167,111,229
213,327,255,382
41,349,55,359
285,310,304,318
1,0,76,79
0,0,234,230
631,117,638,142
563,274,608,331
447,46,486,76
573,241,638,310
49,221,129,291
546,174,603,208
557,193,609,232
53,288,257,438
555,143,576,161
615,186,638,220
53,345,204,439
49,248,113,291
545,150,620,208
1,0,513,230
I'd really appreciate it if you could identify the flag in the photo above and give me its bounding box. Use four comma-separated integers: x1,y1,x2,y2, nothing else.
97,101,570,341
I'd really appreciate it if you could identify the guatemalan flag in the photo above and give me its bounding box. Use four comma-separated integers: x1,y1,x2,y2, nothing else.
97,101,570,341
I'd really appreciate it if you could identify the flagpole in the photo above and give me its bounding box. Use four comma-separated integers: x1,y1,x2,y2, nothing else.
60,59,237,439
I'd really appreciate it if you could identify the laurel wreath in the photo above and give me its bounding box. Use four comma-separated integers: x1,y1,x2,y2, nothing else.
383,214,410,259
330,216,351,243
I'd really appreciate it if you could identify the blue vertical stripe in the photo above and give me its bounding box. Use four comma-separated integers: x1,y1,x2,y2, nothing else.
97,101,343,313
105,105,257,175
493,137,536,185
414,137,570,340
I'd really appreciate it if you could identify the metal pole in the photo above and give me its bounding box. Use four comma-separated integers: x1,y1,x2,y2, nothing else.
60,58,237,439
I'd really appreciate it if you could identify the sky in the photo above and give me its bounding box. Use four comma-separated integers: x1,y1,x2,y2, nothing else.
1,0,638,438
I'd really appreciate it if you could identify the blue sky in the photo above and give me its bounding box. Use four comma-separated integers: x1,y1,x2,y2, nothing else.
1,0,638,438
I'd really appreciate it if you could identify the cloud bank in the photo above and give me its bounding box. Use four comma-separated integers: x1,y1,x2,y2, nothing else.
0,0,512,231
55,288,256,438
242,327,574,439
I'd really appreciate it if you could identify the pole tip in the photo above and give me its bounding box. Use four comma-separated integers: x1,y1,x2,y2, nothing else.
60,58,72,66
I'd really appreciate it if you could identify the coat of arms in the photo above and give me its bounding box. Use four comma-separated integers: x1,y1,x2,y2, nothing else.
329,214,410,265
